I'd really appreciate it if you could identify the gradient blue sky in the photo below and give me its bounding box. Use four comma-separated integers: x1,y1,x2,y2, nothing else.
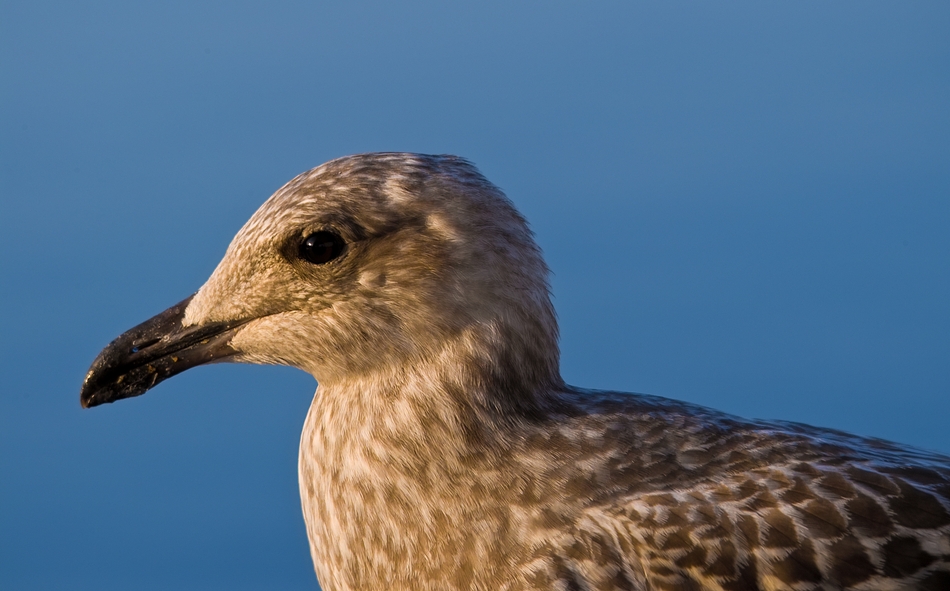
2,2,948,589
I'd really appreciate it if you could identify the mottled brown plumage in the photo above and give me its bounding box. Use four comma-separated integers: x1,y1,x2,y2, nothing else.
82,153,950,590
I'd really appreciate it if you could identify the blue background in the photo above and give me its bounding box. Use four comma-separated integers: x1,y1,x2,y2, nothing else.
2,2,948,589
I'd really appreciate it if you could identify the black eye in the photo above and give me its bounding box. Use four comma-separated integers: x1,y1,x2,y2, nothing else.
299,231,345,265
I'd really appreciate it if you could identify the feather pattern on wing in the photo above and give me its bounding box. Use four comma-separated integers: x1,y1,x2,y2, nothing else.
516,390,950,591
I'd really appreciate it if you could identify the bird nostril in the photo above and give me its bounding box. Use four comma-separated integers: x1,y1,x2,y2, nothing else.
130,338,161,355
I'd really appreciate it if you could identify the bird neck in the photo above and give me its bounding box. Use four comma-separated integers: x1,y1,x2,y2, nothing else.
313,325,563,451
298,329,562,590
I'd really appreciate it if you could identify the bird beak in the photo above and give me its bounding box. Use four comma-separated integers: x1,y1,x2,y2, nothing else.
80,295,246,408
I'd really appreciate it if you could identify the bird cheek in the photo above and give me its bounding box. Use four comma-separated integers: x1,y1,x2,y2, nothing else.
228,312,324,372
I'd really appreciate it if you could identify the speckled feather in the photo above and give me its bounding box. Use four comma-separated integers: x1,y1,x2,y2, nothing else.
174,154,950,590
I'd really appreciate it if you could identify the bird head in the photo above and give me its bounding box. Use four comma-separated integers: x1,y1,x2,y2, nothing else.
80,153,560,411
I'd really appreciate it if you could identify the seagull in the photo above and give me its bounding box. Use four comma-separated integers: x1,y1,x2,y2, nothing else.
81,153,950,591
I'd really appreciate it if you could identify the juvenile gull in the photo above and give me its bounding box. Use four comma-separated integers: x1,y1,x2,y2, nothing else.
82,153,950,591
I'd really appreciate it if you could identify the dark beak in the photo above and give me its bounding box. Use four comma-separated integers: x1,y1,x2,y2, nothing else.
80,295,246,408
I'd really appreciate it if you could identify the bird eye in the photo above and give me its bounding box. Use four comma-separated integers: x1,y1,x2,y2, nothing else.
299,231,345,265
